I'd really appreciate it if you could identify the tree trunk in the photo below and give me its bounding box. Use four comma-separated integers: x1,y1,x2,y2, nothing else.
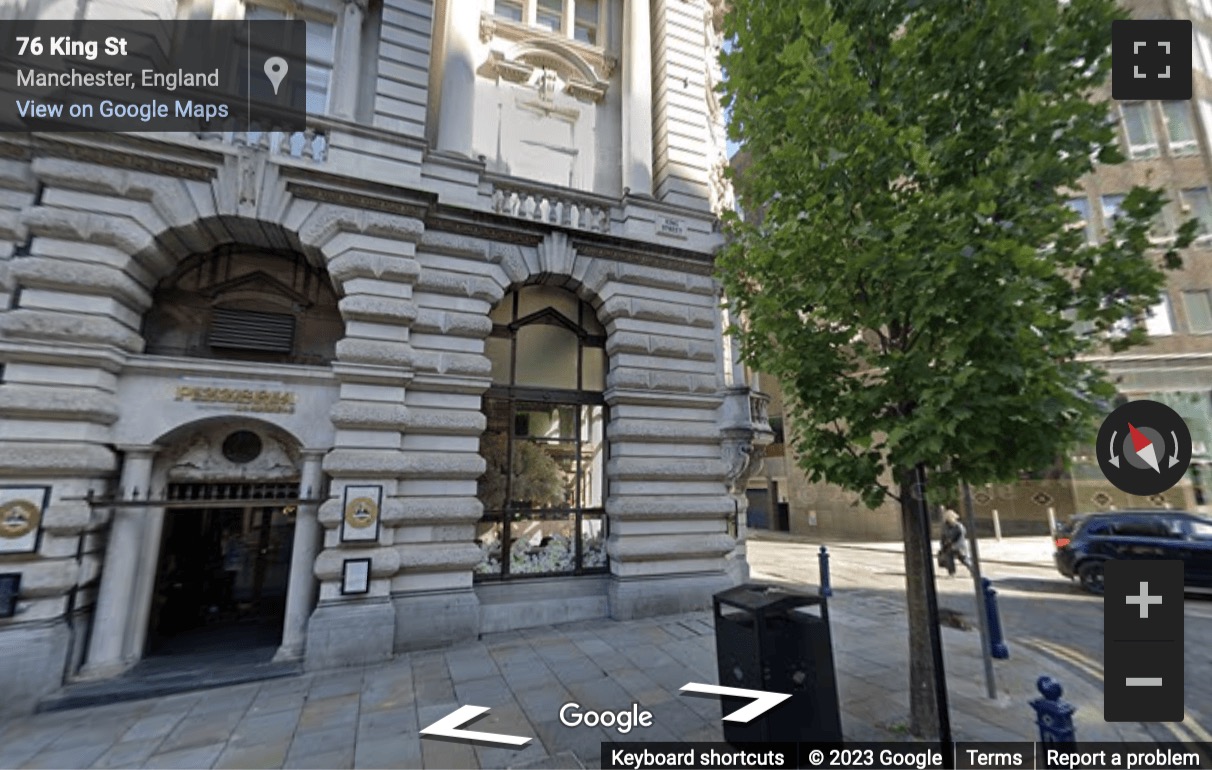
897,464,950,741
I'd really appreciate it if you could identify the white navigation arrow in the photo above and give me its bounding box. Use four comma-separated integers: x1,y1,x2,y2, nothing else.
680,682,791,723
419,705,532,747
1109,430,1121,468
1169,431,1182,468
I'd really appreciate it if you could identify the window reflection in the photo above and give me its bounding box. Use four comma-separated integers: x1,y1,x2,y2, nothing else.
477,286,608,579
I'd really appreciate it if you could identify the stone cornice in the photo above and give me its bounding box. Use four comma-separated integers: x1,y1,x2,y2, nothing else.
27,134,220,181
426,207,545,246
285,181,432,220
575,242,715,276
280,165,436,218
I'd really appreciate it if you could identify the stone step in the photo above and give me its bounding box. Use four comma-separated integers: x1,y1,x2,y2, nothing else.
36,648,302,713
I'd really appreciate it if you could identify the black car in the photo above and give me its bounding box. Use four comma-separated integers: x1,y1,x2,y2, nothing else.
1054,509,1212,594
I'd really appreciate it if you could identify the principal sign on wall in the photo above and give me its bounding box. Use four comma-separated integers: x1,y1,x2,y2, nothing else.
174,378,297,414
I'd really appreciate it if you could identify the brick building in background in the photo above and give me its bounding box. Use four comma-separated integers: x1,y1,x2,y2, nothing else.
0,0,769,714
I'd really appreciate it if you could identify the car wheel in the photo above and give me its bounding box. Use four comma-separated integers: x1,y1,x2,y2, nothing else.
1078,561,1105,595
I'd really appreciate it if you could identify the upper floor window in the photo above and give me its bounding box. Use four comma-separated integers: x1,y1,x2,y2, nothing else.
1183,187,1212,238
494,0,523,21
1162,101,1199,157
1120,102,1159,160
1183,289,1212,333
246,2,337,115
1199,31,1212,79
1144,295,1175,336
492,0,603,46
1066,196,1094,243
1101,194,1125,231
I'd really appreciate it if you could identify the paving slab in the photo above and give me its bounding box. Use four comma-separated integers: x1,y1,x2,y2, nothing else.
4,534,1205,768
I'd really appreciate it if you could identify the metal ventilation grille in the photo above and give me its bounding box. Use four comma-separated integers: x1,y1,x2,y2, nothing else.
208,308,295,353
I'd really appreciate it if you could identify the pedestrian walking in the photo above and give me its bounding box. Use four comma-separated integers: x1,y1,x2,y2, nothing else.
939,508,972,577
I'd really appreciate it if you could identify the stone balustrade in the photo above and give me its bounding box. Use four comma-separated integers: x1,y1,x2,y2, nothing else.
490,185,612,233
195,123,329,162
749,389,771,431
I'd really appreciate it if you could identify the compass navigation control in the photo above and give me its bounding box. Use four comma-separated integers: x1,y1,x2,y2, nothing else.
1096,400,1192,497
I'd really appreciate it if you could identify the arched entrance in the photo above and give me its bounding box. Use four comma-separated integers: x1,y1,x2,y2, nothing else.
144,422,307,663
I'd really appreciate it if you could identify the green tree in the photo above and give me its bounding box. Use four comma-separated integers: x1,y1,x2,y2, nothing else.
718,0,1195,738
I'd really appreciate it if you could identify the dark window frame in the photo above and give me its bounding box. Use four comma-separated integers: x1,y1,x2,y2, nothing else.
476,286,609,581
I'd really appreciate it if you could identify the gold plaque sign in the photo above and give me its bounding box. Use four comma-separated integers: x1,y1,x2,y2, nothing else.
0,500,38,539
344,497,378,529
175,385,296,414
340,485,383,543
0,487,49,554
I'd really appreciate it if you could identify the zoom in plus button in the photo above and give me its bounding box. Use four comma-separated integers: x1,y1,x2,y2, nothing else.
1095,399,1191,497
1104,560,1184,722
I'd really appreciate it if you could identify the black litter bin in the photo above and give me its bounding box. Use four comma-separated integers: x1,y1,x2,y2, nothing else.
712,583,843,744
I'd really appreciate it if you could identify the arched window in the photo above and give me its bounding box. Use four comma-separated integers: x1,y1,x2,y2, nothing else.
143,248,342,366
475,285,608,579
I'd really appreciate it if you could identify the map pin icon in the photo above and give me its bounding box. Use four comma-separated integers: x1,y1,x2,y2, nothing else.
264,56,288,96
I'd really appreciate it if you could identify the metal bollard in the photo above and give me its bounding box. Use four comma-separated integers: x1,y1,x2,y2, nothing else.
983,578,1009,659
818,545,832,597
1031,676,1076,763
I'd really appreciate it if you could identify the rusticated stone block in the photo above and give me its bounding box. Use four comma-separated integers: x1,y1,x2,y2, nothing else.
0,310,142,351
9,558,79,597
314,546,401,579
41,500,93,535
419,230,491,260
335,338,414,368
395,542,482,570
0,442,116,473
322,448,485,478
0,385,119,425
329,401,409,430
11,257,152,309
608,456,726,481
386,497,482,524
606,494,736,519
411,350,492,376
606,532,735,560
415,270,503,302
337,294,418,324
301,206,424,253
326,251,420,283
411,308,493,338
21,206,154,257
606,418,721,443
402,408,485,435
599,295,716,328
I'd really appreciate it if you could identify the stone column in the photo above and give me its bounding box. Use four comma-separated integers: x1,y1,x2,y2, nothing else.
275,450,326,662
123,462,168,662
622,0,654,195
80,445,158,680
435,0,477,156
330,0,366,119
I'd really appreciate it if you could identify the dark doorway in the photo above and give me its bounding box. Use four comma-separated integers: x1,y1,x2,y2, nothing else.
148,505,295,656
746,489,771,529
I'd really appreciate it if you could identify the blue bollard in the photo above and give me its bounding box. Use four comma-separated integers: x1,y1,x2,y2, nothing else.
983,577,1009,659
818,545,832,597
1031,676,1077,759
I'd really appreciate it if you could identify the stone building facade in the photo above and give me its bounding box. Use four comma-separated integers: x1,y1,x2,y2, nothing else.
0,0,767,714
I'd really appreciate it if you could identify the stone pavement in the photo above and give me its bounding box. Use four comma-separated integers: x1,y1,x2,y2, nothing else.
751,531,1057,569
0,574,1162,770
